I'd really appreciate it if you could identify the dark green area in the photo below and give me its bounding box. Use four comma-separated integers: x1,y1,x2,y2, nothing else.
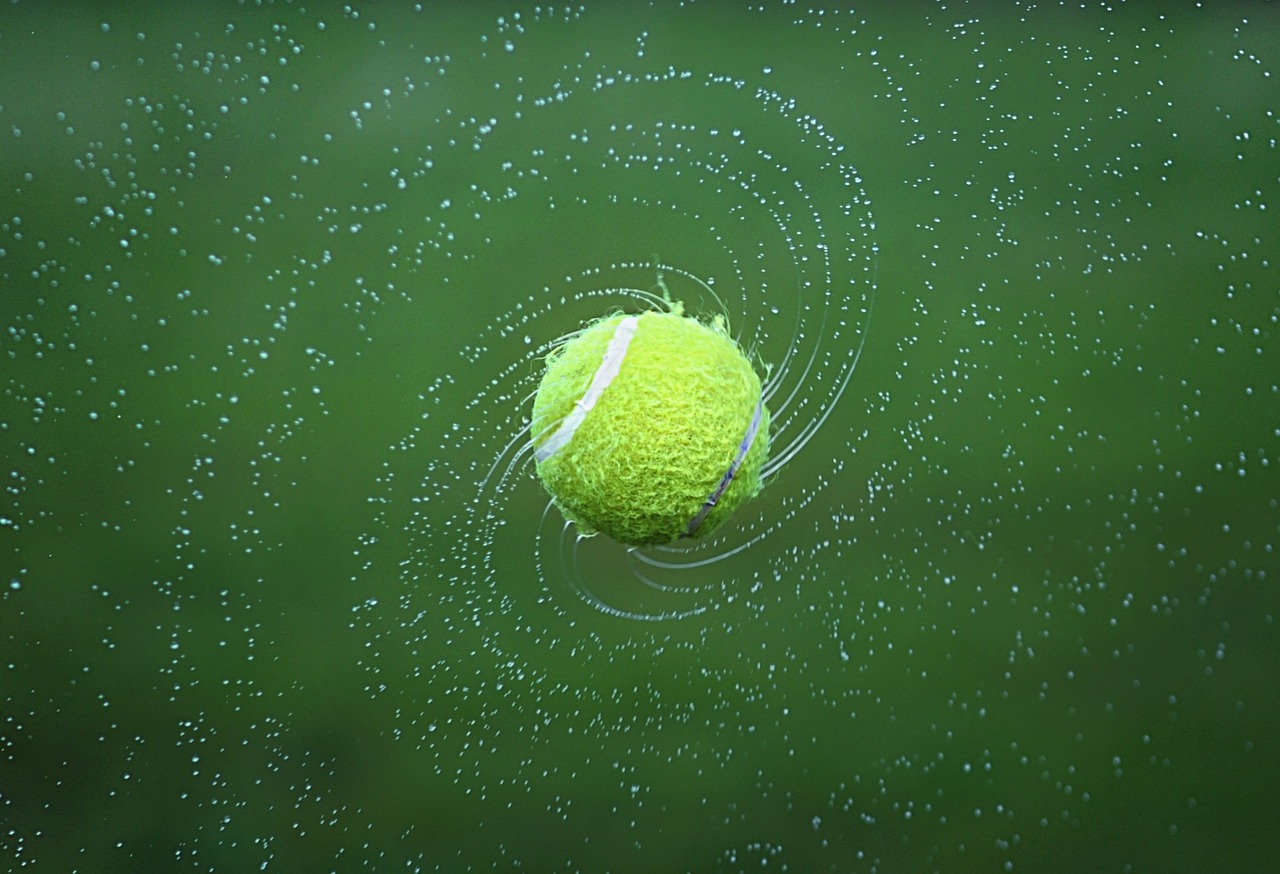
2,3,1276,872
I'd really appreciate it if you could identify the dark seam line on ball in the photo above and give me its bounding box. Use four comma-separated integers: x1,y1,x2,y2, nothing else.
684,395,764,538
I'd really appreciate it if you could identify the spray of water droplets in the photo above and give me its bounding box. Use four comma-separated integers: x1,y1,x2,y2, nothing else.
351,34,876,631
4,5,1278,871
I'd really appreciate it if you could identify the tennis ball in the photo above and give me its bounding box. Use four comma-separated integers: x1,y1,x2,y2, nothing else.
530,305,769,547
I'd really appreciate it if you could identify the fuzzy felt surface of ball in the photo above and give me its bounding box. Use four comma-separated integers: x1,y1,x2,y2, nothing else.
530,307,769,546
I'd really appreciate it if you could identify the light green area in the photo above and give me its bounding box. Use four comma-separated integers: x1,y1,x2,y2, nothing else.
531,308,769,546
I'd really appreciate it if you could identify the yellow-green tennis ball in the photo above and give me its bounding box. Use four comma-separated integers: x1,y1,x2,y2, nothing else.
530,307,770,547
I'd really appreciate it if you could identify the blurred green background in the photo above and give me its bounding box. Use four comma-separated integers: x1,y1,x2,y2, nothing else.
3,3,1277,872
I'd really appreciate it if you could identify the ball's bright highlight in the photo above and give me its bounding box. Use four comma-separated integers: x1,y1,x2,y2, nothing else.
531,303,770,547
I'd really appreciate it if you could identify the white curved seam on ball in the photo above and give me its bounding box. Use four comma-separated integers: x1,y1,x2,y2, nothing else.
685,394,764,538
535,316,638,463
